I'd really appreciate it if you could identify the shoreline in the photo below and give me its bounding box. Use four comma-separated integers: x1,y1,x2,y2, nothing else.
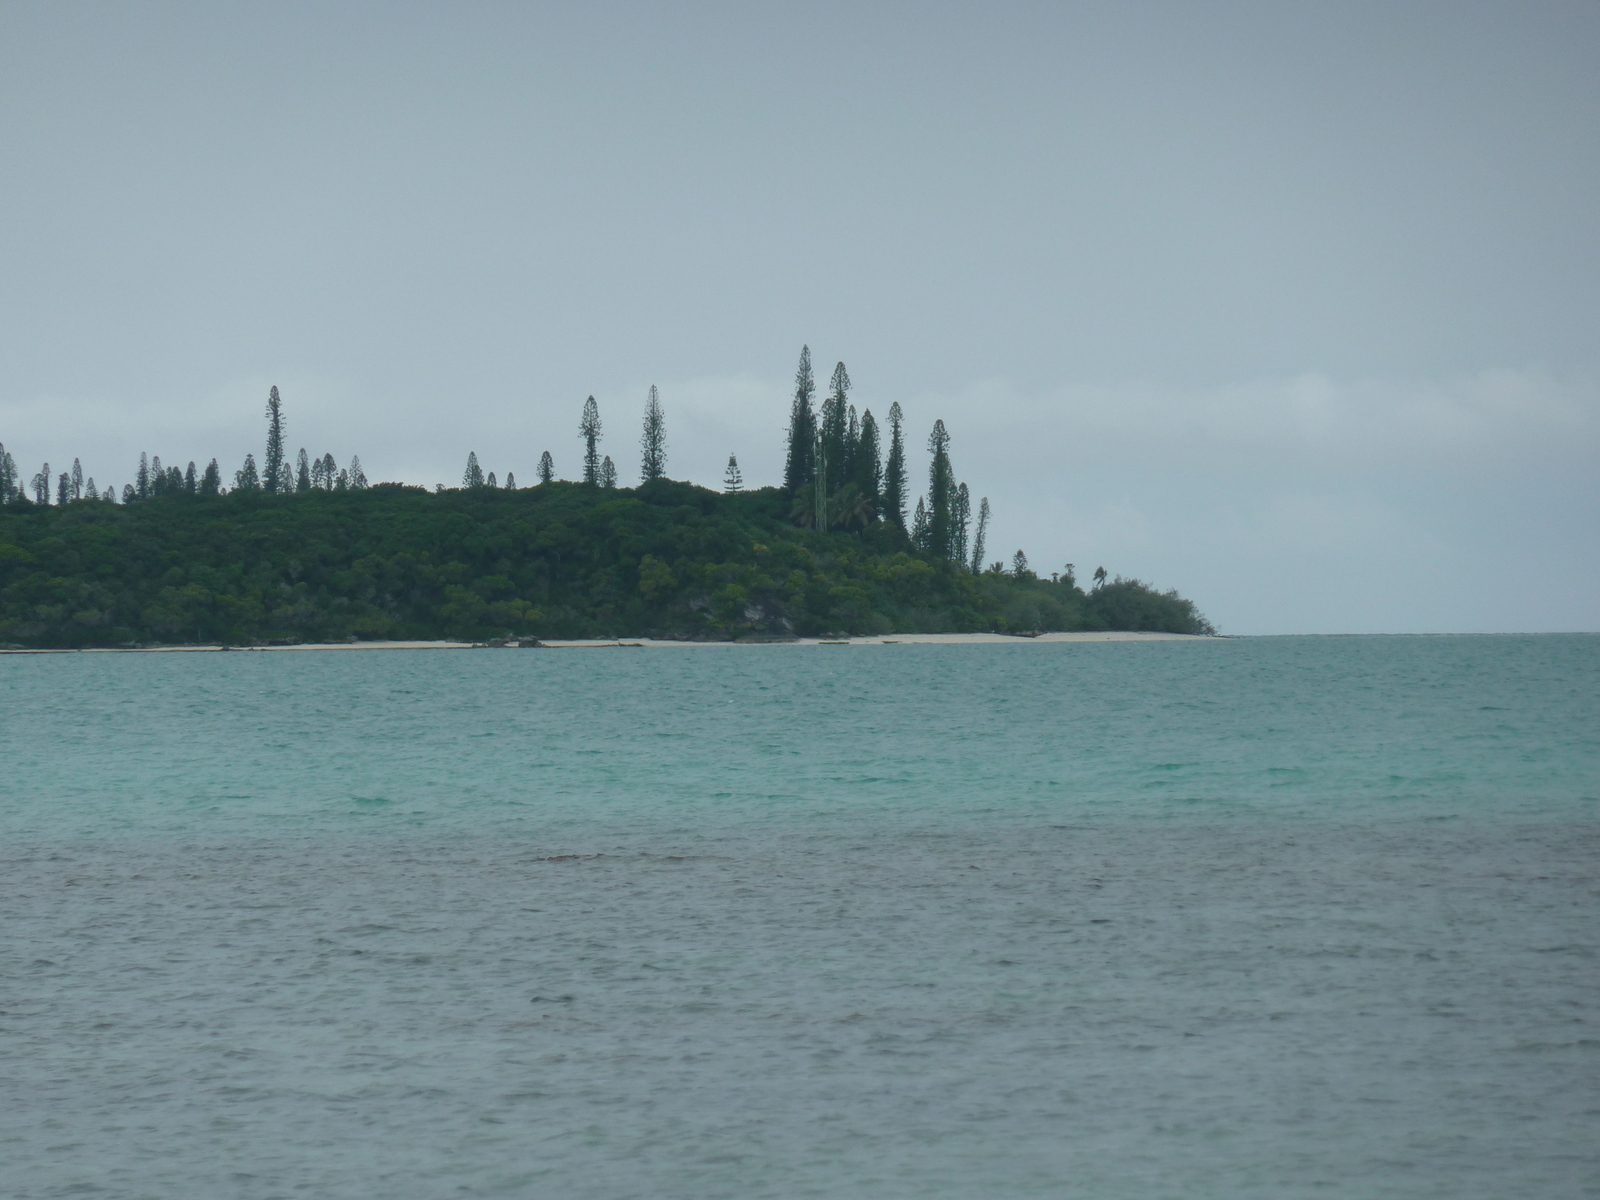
0,631,1216,654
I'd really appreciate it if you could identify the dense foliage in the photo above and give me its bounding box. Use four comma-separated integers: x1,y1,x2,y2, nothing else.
0,481,1213,647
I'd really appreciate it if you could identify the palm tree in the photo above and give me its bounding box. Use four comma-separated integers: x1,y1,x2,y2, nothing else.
1093,566,1107,589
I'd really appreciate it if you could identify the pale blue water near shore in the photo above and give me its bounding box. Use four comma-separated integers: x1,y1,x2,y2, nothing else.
2,635,1597,1198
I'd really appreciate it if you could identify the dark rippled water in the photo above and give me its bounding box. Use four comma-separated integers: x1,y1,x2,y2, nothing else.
2,636,1597,1198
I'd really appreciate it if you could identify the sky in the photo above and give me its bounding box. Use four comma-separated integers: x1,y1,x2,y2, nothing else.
1,1,1596,634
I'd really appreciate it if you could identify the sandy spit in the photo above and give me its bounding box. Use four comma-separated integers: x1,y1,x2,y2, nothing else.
1,631,1217,655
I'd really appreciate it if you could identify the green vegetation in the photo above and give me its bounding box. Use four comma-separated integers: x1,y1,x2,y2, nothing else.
0,345,1215,646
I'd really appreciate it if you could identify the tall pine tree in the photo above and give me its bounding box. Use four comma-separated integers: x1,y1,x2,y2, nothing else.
723,454,743,493
926,419,954,559
640,385,666,482
820,362,851,494
970,496,990,573
580,396,602,484
883,402,907,532
264,386,286,494
953,482,971,567
783,347,816,496
537,451,554,483
463,452,485,487
295,449,312,492
599,456,617,488
854,409,882,514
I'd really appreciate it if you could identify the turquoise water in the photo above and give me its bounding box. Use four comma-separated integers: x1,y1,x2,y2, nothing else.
2,636,1597,1197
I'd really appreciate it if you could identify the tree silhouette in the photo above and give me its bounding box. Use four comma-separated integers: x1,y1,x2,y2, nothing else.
926,420,954,559
854,408,882,515
640,385,666,482
970,496,990,573
463,452,485,488
537,451,554,484
580,396,602,484
264,386,286,493
600,456,617,488
200,460,221,496
295,449,312,492
952,482,970,567
883,402,907,532
1012,549,1030,577
234,454,260,491
1093,566,1107,589
783,346,816,496
820,362,850,494
349,457,367,489
724,454,743,493
70,459,83,501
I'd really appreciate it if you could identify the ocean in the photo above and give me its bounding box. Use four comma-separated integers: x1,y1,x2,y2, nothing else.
1,635,1596,1198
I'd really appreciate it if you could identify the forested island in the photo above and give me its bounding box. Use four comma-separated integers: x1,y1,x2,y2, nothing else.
0,349,1213,647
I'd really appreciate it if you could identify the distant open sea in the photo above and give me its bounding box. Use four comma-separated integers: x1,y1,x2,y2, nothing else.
1,635,1596,1199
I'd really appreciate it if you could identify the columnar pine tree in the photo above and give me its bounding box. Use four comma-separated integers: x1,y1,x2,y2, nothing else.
953,483,971,567
167,467,182,492
926,419,954,559
820,362,851,493
184,462,197,493
85,478,98,500
883,402,907,532
783,346,816,496
57,472,69,505
349,457,367,489
234,454,260,490
599,456,616,488
0,444,16,500
150,456,165,495
537,451,554,483
910,495,928,548
486,471,497,488
1012,550,1031,577
121,484,134,502
201,459,221,496
296,449,312,492
33,463,51,504
320,454,337,489
640,385,666,482
580,396,602,484
845,404,858,488
504,472,514,489
970,496,990,573
854,409,882,514
723,454,743,493
136,453,150,500
264,386,286,493
70,459,83,500
463,452,485,488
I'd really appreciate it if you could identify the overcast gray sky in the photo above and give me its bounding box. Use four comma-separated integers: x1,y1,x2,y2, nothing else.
2,1,1596,633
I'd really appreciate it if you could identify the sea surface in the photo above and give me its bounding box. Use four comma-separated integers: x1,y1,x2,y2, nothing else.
1,635,1597,1199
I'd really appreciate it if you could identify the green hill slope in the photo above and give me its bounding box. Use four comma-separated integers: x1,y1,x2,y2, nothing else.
0,481,1213,647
